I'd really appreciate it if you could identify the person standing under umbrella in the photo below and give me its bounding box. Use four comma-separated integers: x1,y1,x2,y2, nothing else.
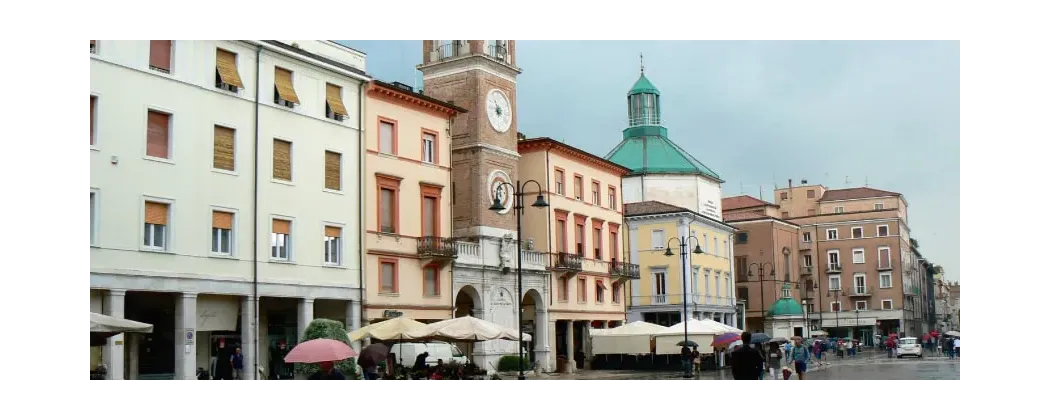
767,342,783,380
308,361,346,380
690,346,701,377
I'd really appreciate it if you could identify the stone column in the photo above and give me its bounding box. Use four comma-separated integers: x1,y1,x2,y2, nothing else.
346,300,362,352
104,289,126,380
128,333,140,380
174,292,198,380
240,296,256,380
298,298,315,341
534,307,551,372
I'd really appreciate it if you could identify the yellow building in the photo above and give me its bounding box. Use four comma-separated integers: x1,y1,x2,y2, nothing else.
363,80,467,324
517,137,638,371
625,201,738,327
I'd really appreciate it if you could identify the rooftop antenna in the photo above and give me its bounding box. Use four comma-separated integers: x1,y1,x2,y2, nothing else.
640,53,645,74
844,176,851,187
865,176,869,187
759,185,764,201
740,182,744,195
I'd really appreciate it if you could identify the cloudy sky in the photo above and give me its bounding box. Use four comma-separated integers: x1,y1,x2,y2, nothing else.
340,41,960,283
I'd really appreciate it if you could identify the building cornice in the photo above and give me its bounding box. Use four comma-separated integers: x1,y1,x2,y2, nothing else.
627,211,736,233
727,217,800,229
519,138,631,176
418,54,522,84
450,142,521,159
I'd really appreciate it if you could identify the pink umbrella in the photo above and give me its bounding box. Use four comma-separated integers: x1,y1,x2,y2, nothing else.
284,338,357,364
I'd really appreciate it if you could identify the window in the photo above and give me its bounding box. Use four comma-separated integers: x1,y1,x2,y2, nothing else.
149,40,172,73
828,250,840,268
325,83,349,121
424,266,440,296
807,189,815,198
211,211,233,255
608,186,617,210
90,40,97,54
421,131,437,164
573,175,583,200
323,151,341,190
803,254,812,267
851,227,862,239
377,175,401,234
874,202,884,210
324,225,341,265
704,270,711,303
380,259,398,293
272,139,292,181
735,232,748,244
780,192,788,200
854,274,867,294
723,240,728,257
653,272,667,303
379,119,396,154
781,211,789,218
830,301,841,312
852,248,865,264
271,219,291,260
877,225,889,237
212,126,235,171
834,206,844,214
575,222,585,255
90,191,98,245
146,110,171,159
577,277,587,303
878,246,891,268
691,267,699,299
880,272,892,288
612,282,622,303
421,185,441,237
714,239,719,256
593,226,602,260
651,229,665,250
802,232,811,243
555,218,567,252
273,67,299,107
855,301,868,311
89,96,97,145
826,228,838,240
704,233,709,252
595,280,605,303
609,230,619,262
215,48,243,92
881,299,894,310
143,201,169,250
829,275,841,291
558,277,569,301
591,181,601,205
554,169,565,195
714,271,721,302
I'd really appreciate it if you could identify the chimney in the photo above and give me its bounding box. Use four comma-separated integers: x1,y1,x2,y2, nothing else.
801,179,808,185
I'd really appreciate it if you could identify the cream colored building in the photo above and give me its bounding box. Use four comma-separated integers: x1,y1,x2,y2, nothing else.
362,80,466,325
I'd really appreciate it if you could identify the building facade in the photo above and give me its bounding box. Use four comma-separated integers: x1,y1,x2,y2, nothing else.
362,80,466,326
417,40,551,371
721,195,805,335
625,201,737,328
517,137,637,371
776,183,923,341
90,40,368,379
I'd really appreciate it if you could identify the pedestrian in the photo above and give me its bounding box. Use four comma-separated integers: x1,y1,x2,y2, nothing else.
755,343,767,380
413,351,430,373
811,339,823,366
680,344,692,374
730,331,764,380
767,342,783,379
953,337,960,359
308,361,346,380
231,347,244,380
789,337,810,380
846,339,854,357
691,346,702,377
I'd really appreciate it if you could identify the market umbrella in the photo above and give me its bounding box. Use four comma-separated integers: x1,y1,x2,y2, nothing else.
749,333,772,344
676,340,700,347
348,316,427,342
90,312,154,346
357,343,390,368
402,316,531,342
712,333,741,348
284,338,357,364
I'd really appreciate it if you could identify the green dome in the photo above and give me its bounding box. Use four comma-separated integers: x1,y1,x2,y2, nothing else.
629,74,660,95
767,297,804,317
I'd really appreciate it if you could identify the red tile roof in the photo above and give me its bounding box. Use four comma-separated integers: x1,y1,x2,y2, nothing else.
723,211,769,222
624,201,690,216
818,187,900,202
722,195,774,211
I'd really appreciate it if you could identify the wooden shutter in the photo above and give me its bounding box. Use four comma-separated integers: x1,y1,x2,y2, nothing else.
273,139,291,181
215,49,244,88
213,126,235,171
274,67,300,104
88,96,95,144
380,189,394,231
422,197,436,236
379,121,394,153
146,111,170,159
324,151,341,190
212,211,233,229
326,83,348,116
272,219,290,235
145,202,169,225
325,226,342,238
149,40,171,71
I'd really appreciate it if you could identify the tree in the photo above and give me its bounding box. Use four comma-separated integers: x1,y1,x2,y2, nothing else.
910,238,920,250
293,318,361,379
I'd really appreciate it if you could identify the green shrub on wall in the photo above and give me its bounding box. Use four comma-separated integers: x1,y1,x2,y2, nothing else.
497,355,530,372
293,318,360,379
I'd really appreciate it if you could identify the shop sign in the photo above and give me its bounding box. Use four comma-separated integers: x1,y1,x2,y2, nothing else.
383,310,404,318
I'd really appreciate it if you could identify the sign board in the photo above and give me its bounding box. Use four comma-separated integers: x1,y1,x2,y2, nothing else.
197,295,239,332
184,330,196,346
383,310,404,318
820,317,877,328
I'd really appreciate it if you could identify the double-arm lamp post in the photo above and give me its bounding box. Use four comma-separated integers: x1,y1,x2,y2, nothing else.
489,179,549,380
663,236,703,378
746,262,775,333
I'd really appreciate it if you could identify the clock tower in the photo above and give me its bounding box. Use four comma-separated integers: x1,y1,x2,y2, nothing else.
418,40,522,237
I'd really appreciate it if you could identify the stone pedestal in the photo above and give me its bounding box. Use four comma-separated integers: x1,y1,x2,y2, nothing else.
104,289,126,380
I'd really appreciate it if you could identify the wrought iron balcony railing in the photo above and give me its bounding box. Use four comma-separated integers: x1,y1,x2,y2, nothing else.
417,236,458,259
609,260,641,279
552,252,582,271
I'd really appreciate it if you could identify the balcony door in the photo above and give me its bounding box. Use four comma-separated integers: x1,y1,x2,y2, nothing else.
422,196,437,237
556,220,567,253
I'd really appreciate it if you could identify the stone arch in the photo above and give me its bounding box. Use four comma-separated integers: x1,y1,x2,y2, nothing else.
453,284,482,318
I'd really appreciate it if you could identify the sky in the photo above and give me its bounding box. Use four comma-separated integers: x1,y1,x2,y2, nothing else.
339,41,960,284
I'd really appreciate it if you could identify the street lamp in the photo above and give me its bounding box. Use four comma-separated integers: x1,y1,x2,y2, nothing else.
746,262,776,331
489,179,549,380
826,288,843,330
663,235,703,378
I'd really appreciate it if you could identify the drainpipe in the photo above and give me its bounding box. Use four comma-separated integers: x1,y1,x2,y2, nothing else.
251,43,262,379
544,145,554,304
358,81,367,332
448,113,456,319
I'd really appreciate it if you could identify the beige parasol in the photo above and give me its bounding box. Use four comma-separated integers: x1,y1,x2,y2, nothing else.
347,316,427,342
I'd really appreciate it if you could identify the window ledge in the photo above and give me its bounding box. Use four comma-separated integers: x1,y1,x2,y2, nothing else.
140,247,173,254
269,259,295,264
271,179,295,186
212,87,243,98
378,292,400,297
90,145,100,152
90,244,100,248
323,188,345,195
423,295,442,299
420,161,440,168
323,263,346,269
378,152,399,159
209,253,237,260
212,168,238,176
143,156,175,165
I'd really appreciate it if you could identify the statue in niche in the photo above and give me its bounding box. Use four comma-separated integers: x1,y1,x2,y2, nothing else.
498,234,514,270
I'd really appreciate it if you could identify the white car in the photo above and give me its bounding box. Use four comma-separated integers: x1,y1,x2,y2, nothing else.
896,337,923,358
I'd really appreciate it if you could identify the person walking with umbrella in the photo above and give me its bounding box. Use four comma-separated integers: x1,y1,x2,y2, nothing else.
767,342,783,380
284,338,357,380
730,332,764,380
357,343,390,380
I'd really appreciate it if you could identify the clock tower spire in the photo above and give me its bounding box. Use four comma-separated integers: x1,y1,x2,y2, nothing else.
418,41,522,237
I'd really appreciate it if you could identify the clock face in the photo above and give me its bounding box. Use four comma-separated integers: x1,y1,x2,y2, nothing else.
485,89,513,133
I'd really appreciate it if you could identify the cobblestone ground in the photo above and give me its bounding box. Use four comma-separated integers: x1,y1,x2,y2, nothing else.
527,349,959,380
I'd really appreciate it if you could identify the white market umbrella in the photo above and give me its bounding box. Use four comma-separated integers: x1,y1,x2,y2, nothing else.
402,316,531,342
698,318,743,334
91,312,153,346
348,316,427,342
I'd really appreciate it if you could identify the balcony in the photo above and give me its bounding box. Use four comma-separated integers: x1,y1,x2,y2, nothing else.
826,263,842,274
904,285,920,296
431,41,467,62
609,260,641,279
877,262,893,271
418,236,458,266
802,266,814,276
552,252,582,272
849,286,872,297
487,43,509,64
